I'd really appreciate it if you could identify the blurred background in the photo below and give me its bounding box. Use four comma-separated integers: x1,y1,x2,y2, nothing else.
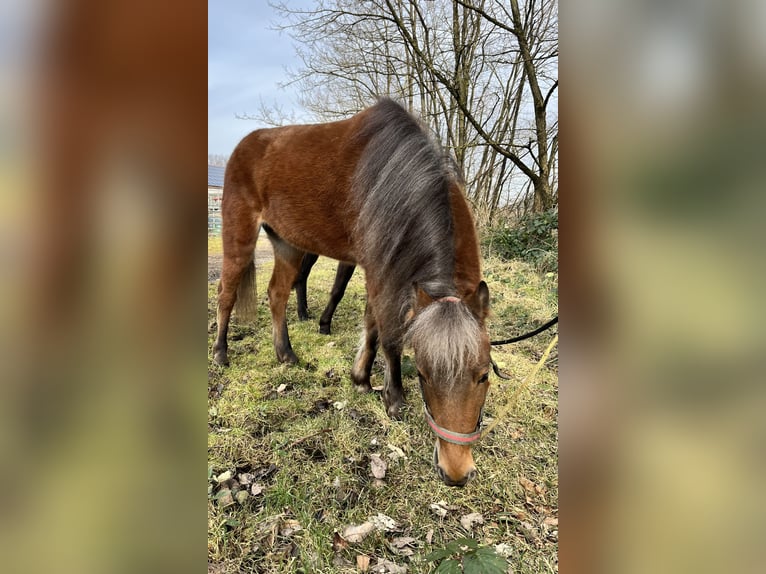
0,0,763,572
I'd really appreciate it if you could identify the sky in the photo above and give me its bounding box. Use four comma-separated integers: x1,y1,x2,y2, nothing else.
208,0,312,155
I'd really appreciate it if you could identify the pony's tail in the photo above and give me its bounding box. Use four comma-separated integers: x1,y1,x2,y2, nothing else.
234,259,258,321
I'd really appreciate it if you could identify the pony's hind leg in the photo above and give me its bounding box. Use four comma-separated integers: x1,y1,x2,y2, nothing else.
293,253,319,321
213,217,259,366
263,226,304,364
319,263,355,335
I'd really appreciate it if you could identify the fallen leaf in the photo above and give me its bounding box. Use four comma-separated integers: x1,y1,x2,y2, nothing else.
251,483,265,496
342,521,376,543
215,470,232,483
216,489,234,508
276,383,287,393
370,558,407,573
518,476,545,497
237,473,254,485
370,454,387,479
391,536,418,549
371,478,386,489
429,500,456,518
494,543,514,558
356,554,371,572
459,512,484,530
280,519,302,537
386,443,407,461
425,529,434,544
517,521,543,548
370,513,398,532
234,490,249,504
332,531,349,552
543,516,558,527
334,400,347,410
390,536,419,556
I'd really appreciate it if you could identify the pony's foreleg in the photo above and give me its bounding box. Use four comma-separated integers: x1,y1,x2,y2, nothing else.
318,263,355,335
294,253,319,321
380,339,404,420
267,238,304,365
351,300,378,392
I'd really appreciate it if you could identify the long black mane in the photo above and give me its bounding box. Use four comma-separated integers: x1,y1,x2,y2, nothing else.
352,99,458,332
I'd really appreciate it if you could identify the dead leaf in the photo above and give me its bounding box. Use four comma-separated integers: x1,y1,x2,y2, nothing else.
234,490,249,504
370,513,397,532
510,428,524,440
390,536,418,556
543,516,558,527
276,383,287,393
215,470,232,483
371,478,386,489
517,521,543,548
459,512,484,530
370,454,387,479
334,400,347,410
429,500,456,518
216,489,234,508
494,543,514,558
251,483,265,496
386,443,406,461
425,529,434,544
519,476,545,497
237,473,254,485
332,531,349,552
342,521,376,543
356,554,371,572
370,559,407,573
391,536,417,549
280,519,302,537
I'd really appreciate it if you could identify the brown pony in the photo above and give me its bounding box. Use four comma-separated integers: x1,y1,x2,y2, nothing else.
213,99,491,486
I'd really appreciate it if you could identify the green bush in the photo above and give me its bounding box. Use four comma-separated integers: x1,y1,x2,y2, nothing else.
482,209,558,272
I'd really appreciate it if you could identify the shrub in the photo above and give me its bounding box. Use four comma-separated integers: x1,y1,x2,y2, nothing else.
481,209,558,272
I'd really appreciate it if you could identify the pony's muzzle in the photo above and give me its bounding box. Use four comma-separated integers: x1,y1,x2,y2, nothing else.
433,443,477,487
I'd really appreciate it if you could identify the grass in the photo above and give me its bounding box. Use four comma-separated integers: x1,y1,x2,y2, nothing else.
207,253,558,573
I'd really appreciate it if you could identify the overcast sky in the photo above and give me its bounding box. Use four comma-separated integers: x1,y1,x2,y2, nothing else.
208,0,312,155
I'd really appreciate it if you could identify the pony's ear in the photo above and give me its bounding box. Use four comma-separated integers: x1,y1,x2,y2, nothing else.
465,281,490,322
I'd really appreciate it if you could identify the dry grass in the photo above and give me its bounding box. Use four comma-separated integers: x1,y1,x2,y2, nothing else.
207,255,558,573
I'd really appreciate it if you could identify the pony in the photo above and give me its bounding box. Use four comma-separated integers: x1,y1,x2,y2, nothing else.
213,99,491,486
293,254,355,335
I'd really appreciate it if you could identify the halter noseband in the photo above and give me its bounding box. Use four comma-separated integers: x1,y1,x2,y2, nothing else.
418,373,483,446
422,402,483,445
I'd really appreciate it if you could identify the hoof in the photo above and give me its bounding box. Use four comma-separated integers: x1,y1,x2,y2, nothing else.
278,351,299,365
353,382,373,394
213,351,229,367
386,403,402,420
318,324,331,335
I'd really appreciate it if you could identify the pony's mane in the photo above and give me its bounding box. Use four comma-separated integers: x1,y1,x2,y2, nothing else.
406,300,482,385
352,99,457,315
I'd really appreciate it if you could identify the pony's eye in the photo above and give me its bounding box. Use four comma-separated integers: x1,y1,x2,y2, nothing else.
477,372,489,384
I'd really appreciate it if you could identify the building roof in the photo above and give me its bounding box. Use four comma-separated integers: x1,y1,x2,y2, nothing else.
208,165,225,188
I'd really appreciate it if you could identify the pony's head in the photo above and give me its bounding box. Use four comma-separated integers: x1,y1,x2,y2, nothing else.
407,281,491,486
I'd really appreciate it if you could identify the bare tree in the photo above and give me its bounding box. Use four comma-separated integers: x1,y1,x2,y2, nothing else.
266,0,557,217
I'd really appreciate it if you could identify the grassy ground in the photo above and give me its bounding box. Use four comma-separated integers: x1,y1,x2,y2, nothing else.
207,243,558,573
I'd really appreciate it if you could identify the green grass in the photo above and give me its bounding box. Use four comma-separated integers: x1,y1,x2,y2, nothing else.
208,256,558,573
